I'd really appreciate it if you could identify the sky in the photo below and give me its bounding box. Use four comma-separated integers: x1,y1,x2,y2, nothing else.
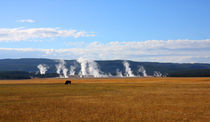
0,0,210,63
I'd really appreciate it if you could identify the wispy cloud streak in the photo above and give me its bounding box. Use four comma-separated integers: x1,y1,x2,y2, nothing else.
0,27,95,42
17,19,35,23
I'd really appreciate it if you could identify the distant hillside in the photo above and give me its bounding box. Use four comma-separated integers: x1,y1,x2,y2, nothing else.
0,71,31,79
169,69,210,77
0,58,210,78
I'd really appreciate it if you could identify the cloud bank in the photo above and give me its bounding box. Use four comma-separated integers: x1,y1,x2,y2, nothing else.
0,39,210,63
0,27,95,42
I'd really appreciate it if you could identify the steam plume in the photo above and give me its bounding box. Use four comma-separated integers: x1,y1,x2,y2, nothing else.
77,57,103,77
77,58,88,76
37,64,49,75
63,67,68,78
138,66,147,77
88,61,101,77
116,69,123,77
123,61,134,77
56,60,68,78
153,71,162,77
69,65,76,75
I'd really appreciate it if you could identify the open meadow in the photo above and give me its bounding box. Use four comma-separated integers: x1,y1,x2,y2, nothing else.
0,77,210,121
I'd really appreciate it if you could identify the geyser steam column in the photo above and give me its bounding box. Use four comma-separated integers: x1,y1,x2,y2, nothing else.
69,65,76,76
77,57,102,77
77,58,88,76
56,60,68,78
123,61,134,77
138,66,147,77
37,64,49,75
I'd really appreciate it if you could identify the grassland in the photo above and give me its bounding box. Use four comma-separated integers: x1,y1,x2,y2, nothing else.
0,77,210,121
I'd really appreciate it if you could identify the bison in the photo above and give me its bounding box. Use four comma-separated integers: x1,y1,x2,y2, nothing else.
65,80,71,85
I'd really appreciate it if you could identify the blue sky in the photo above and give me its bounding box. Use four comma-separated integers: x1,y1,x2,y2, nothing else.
0,0,210,63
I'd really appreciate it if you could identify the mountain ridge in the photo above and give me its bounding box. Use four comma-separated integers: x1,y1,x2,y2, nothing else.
0,58,210,76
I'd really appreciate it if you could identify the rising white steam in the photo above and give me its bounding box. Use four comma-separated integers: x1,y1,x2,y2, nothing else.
37,64,49,75
123,61,134,77
116,69,123,77
56,60,68,78
138,66,147,77
69,65,76,75
108,73,112,77
88,61,101,77
77,58,88,76
153,71,162,77
77,57,104,77
62,67,68,78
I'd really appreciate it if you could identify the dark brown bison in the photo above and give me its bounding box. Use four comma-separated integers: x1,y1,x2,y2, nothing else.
65,80,71,85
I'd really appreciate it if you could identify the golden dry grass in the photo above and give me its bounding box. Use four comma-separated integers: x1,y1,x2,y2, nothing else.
0,77,210,121
1,77,210,84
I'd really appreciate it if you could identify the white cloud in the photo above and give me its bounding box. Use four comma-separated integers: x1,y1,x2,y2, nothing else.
0,39,210,63
17,19,35,23
0,27,95,42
